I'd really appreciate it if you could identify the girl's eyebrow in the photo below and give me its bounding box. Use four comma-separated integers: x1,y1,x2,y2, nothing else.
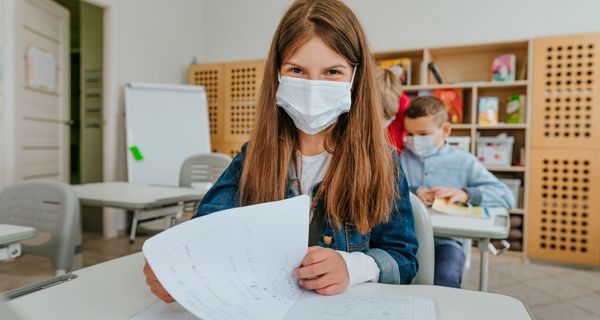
282,62,350,70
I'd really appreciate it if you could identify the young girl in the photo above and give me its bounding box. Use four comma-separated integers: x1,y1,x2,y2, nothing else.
377,66,411,151
144,0,418,302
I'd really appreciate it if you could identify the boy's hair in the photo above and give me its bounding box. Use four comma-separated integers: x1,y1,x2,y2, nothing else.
405,96,448,126
376,67,403,119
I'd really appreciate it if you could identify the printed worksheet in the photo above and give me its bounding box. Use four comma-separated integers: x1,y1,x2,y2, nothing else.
141,196,310,320
136,195,437,320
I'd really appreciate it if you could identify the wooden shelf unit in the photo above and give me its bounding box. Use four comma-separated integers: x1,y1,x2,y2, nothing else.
375,40,532,254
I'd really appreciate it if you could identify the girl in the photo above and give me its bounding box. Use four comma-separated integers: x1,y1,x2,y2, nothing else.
377,66,411,151
144,0,418,302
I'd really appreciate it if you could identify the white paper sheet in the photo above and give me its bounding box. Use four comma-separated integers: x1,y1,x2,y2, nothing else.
142,196,310,320
132,286,438,320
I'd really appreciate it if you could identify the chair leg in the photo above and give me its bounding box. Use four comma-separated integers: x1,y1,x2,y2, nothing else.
130,213,139,244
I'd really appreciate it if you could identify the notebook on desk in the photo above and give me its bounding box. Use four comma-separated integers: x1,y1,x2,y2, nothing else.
431,199,491,219
138,196,437,320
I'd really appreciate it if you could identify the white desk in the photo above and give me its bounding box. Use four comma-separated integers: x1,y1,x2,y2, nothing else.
72,182,209,242
429,208,510,292
0,224,38,261
7,252,533,320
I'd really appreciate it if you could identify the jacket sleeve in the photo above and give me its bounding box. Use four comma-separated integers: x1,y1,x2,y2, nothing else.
364,155,419,284
192,144,247,218
465,157,515,209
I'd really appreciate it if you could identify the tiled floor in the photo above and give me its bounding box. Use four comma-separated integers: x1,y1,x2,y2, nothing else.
2,232,600,320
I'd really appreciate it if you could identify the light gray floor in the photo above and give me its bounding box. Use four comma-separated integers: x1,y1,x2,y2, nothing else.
1,232,599,320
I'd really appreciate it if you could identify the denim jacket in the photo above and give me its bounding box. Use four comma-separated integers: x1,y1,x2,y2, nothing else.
193,144,419,284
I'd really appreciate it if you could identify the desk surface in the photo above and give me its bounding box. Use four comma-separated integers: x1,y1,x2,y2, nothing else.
429,208,510,239
8,252,533,320
0,224,38,246
72,182,209,210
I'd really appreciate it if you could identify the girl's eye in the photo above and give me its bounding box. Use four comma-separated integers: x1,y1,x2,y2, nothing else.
327,69,341,75
289,67,303,74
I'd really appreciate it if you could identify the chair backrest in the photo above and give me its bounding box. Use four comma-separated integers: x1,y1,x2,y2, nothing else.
0,180,81,274
179,153,232,188
409,192,435,285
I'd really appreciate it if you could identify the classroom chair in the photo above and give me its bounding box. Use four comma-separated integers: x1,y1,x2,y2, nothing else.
409,192,435,285
0,180,82,275
138,153,233,233
179,153,232,188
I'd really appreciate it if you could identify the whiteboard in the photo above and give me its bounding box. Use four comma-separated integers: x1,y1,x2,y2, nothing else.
125,83,210,187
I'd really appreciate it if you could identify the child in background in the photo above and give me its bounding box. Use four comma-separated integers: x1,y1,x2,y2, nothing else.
400,96,514,288
376,67,411,151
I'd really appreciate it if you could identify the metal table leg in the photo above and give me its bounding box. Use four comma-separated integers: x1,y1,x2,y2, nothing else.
478,238,490,292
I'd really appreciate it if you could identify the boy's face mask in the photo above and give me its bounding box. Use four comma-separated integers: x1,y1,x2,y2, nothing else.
404,126,443,157
276,68,356,135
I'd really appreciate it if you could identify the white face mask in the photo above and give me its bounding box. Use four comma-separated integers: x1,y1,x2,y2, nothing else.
384,115,396,128
404,135,438,157
276,69,355,135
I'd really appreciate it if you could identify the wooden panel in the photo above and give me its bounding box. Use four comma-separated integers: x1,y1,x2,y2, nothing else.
211,141,244,158
531,33,600,148
527,149,600,265
188,63,225,143
223,60,264,142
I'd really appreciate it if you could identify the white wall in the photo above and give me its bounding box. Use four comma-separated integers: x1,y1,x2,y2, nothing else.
83,0,206,236
0,0,4,189
200,0,600,63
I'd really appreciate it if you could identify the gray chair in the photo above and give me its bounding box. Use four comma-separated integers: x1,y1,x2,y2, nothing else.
138,153,232,233
409,192,435,285
0,180,82,275
179,153,232,188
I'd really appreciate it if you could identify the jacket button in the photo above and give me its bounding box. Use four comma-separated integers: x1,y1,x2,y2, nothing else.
323,236,333,245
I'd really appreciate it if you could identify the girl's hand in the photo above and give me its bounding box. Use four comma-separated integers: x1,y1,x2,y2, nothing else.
430,187,468,204
295,246,349,295
143,260,174,303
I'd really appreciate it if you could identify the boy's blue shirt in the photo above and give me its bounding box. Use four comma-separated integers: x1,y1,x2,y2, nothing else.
400,143,515,248
194,143,419,285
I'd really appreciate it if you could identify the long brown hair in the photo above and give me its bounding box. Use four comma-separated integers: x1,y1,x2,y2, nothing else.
239,0,398,234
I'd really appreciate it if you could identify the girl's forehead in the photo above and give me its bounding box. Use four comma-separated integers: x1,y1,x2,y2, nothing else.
283,36,350,68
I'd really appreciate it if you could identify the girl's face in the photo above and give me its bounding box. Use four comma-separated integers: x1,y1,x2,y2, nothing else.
280,36,353,83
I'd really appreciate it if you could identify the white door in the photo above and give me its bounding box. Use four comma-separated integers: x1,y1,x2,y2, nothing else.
9,0,70,182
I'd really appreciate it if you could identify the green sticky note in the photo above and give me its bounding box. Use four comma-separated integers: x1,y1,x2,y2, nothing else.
130,146,144,161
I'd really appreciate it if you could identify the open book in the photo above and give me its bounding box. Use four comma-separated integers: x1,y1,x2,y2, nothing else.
431,198,490,219
137,196,437,320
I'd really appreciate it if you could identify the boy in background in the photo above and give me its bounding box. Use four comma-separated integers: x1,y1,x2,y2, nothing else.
400,96,514,288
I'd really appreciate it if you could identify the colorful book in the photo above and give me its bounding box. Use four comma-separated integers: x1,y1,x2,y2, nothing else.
506,95,525,124
491,54,516,82
478,96,499,125
432,89,463,124
431,199,490,219
378,57,411,85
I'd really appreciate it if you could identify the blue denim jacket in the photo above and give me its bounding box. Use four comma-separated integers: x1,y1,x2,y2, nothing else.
193,144,419,284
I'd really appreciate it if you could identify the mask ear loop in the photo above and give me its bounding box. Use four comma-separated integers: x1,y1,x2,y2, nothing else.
349,67,357,89
277,72,281,82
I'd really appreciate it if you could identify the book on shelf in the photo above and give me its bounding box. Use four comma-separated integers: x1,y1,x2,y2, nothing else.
491,54,516,82
433,88,463,124
506,94,525,124
478,96,499,125
427,62,444,84
378,57,411,85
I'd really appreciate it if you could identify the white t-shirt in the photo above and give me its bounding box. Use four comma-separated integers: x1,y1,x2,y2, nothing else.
297,151,380,285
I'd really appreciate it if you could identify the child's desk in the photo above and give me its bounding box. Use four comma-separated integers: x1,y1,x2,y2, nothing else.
429,208,511,292
0,224,38,261
7,252,533,320
72,182,209,243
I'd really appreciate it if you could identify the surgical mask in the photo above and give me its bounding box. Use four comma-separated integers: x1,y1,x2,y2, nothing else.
384,115,396,128
276,69,355,135
404,135,438,157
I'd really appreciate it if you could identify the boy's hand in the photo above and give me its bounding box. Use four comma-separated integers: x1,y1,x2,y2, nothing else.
416,187,434,207
143,260,174,303
295,246,349,295
430,187,468,204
